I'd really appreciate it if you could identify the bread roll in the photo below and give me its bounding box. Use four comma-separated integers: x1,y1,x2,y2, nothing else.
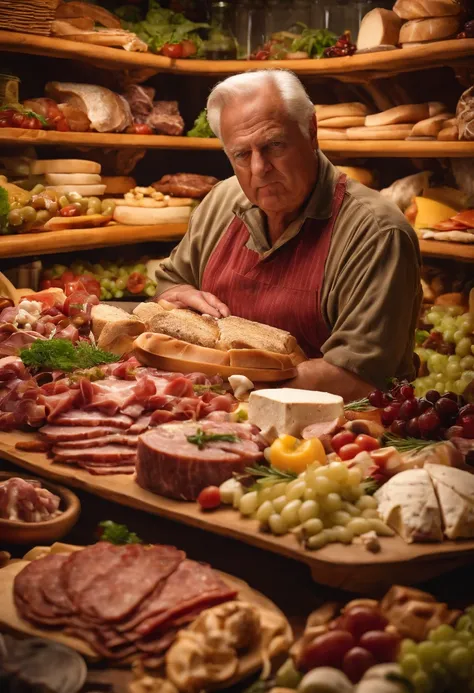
315,103,370,120
429,102,449,117
97,319,146,357
393,0,462,19
347,125,413,140
365,104,429,127
410,114,452,138
317,128,348,140
357,8,402,50
399,16,461,43
437,125,459,141
91,303,144,341
317,116,366,128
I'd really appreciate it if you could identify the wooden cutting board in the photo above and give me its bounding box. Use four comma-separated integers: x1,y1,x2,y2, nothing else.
2,431,474,594
0,542,292,688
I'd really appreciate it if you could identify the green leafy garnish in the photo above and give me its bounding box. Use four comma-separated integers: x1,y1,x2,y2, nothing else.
187,109,215,138
383,432,439,454
187,427,239,450
415,329,430,345
361,477,380,496
98,520,142,545
0,104,48,127
193,383,225,394
20,339,119,372
242,463,297,489
286,24,337,58
0,186,10,234
344,397,371,412
235,408,248,422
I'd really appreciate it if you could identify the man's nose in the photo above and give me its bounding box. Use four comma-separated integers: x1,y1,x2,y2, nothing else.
250,150,271,177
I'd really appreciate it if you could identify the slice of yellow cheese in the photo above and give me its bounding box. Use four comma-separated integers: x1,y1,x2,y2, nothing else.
414,196,459,231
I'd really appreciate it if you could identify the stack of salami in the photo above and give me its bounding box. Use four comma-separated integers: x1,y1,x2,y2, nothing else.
14,543,237,661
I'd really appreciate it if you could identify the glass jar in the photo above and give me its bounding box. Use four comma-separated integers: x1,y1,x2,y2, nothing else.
234,0,266,58
323,0,359,41
205,1,238,59
265,0,292,40
0,70,20,105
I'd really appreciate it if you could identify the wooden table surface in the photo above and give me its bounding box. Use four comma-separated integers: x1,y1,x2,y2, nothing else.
2,457,474,693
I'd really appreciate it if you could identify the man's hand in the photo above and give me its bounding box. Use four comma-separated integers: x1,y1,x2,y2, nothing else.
157,284,230,318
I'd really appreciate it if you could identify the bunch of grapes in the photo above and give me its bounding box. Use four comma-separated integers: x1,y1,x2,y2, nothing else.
368,383,474,440
399,608,474,693
415,305,474,397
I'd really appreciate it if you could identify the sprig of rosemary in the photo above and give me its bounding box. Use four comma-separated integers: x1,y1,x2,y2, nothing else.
186,428,239,450
361,477,380,496
242,464,298,489
383,432,439,454
344,397,371,412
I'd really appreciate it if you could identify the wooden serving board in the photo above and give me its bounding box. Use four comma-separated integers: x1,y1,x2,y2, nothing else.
0,543,291,688
2,431,474,594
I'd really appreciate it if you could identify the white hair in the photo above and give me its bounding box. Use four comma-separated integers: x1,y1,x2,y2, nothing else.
206,70,314,140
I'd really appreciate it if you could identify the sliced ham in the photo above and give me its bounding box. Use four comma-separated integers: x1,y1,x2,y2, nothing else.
52,410,133,428
53,445,137,464
40,425,120,441
55,434,138,449
81,464,136,475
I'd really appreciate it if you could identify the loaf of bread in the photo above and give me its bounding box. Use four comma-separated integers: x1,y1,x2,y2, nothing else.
317,128,348,140
347,125,413,140
217,316,297,355
399,16,461,43
437,125,459,140
315,103,370,120
365,104,429,127
317,116,366,128
29,159,101,175
357,8,402,50
393,0,462,19
410,114,453,137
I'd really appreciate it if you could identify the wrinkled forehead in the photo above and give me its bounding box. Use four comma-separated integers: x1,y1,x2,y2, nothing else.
220,85,291,144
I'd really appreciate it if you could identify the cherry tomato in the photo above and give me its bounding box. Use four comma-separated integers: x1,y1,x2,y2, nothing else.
338,443,362,461
354,434,380,452
0,117,10,127
359,631,401,663
11,112,27,128
298,631,355,671
25,116,43,129
181,39,197,57
51,278,64,289
331,430,356,453
341,606,388,641
253,49,270,60
61,270,76,284
197,486,221,510
60,204,81,217
343,646,376,683
0,109,15,122
127,271,146,295
77,274,101,299
39,279,52,290
127,123,153,135
55,117,70,131
161,42,184,58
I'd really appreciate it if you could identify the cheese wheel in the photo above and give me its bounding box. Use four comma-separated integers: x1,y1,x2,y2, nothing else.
30,159,101,175
44,173,102,185
45,184,106,195
357,8,402,50
113,205,192,225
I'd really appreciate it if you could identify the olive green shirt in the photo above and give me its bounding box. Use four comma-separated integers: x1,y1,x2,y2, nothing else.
155,151,422,388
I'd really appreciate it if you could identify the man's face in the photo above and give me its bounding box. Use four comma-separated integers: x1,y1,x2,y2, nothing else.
220,85,317,216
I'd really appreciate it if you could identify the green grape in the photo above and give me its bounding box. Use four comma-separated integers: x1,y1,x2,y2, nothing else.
434,381,445,394
440,316,457,329
145,285,155,297
428,353,448,374
103,290,112,300
432,625,456,641
456,338,472,358
454,379,466,395
118,267,128,277
401,639,418,656
446,361,462,379
458,316,474,333
418,641,438,669
426,311,441,325
432,305,445,313
116,277,127,291
462,370,474,383
411,669,431,693
454,329,467,343
443,329,456,343
461,356,474,371
92,263,104,275
447,305,464,316
400,653,420,677
458,616,474,632
100,288,107,300
448,647,472,676
435,641,454,662
114,290,124,299
455,630,472,645
444,380,456,394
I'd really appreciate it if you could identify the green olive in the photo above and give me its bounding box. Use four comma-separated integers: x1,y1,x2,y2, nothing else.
21,206,37,223
8,209,23,226
36,209,50,224
67,191,83,202
31,184,45,195
78,198,88,214
101,198,115,213
87,197,102,214
31,196,46,210
45,201,58,216
59,195,70,209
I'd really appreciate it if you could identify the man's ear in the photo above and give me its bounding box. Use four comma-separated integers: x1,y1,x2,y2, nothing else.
309,112,318,149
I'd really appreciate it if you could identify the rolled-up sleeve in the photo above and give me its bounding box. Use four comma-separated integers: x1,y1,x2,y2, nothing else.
154,207,202,297
321,227,422,388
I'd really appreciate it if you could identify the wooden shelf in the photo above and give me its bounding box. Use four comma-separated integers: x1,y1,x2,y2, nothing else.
419,239,474,263
2,128,474,157
0,223,187,259
0,31,473,81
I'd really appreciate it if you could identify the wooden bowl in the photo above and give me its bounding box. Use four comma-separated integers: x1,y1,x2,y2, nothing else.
0,472,80,545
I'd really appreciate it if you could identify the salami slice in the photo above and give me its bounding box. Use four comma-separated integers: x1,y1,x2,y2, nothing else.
14,554,71,625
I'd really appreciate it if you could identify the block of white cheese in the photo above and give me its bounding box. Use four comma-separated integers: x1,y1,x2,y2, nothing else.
247,388,344,442
374,469,443,543
44,173,102,185
30,159,101,175
45,184,106,196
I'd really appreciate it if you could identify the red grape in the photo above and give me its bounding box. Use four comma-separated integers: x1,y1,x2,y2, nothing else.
343,647,376,683
331,430,356,453
368,390,386,408
341,606,388,640
406,417,421,437
460,404,474,418
417,398,433,414
298,630,355,671
435,397,459,422
418,409,441,436
359,630,401,663
425,389,441,404
461,415,474,439
339,443,362,461
390,420,407,437
399,399,418,421
444,392,458,402
446,425,464,439
381,404,401,427
354,435,380,452
400,384,415,400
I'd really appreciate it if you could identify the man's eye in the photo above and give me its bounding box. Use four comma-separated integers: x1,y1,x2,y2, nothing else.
234,151,249,161
269,141,284,149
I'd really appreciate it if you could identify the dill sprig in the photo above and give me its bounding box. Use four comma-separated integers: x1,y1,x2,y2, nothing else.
20,339,118,372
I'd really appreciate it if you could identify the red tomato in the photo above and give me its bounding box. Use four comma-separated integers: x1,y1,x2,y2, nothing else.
39,279,52,290
354,434,380,452
11,112,27,128
51,278,64,289
341,606,388,641
161,42,184,58
197,486,221,510
63,290,98,317
127,272,146,295
55,117,70,131
331,430,356,453
253,49,270,60
359,630,401,663
64,280,88,296
61,270,76,284
0,109,15,122
0,117,10,127
77,274,101,299
127,123,153,135
60,204,81,218
181,39,197,57
338,443,362,461
25,116,43,129
298,631,355,671
343,647,376,683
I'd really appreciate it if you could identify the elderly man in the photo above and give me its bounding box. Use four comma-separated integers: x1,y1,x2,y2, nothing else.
154,70,421,400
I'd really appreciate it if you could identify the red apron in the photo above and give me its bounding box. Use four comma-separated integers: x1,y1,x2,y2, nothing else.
201,174,347,358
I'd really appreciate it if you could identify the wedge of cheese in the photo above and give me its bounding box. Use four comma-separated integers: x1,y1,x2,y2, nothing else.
414,196,460,231
434,482,474,540
374,469,443,543
247,388,344,442
425,463,474,504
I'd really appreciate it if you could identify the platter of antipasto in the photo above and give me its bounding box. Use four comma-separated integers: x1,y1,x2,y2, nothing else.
0,287,473,592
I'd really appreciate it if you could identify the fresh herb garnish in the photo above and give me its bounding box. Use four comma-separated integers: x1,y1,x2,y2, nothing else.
187,109,215,138
361,476,380,496
241,463,298,489
344,397,371,412
187,428,239,450
286,24,337,58
383,432,439,453
193,383,225,394
0,186,9,234
415,329,430,345
0,104,48,127
20,339,119,372
98,520,142,545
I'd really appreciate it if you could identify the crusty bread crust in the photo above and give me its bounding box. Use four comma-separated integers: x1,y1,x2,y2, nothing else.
91,303,143,341
149,309,219,349
97,320,145,356
217,316,297,354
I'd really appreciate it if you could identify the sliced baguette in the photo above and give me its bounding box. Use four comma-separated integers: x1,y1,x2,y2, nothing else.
317,115,366,128
97,319,146,357
217,316,297,355
30,160,101,175
149,308,219,349
347,125,412,140
318,128,348,140
132,301,165,325
410,114,453,138
365,104,429,127
91,303,144,341
315,103,370,119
